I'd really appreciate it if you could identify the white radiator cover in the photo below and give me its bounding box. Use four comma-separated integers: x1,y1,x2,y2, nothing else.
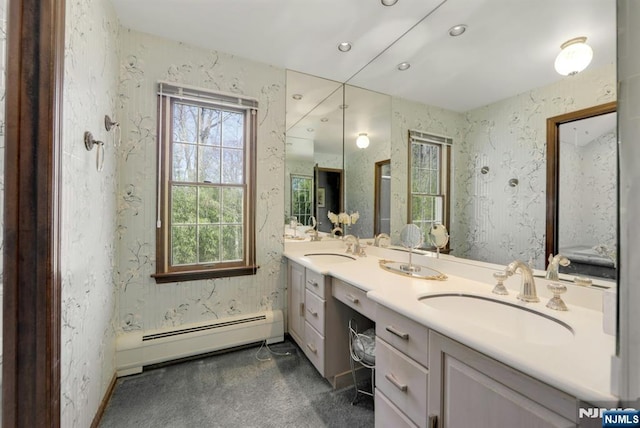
116,310,284,376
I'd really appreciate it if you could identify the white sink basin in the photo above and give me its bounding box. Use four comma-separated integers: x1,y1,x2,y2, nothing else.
303,253,356,264
419,293,574,346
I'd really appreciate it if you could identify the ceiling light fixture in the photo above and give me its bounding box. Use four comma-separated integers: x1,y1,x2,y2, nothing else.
381,0,399,6
554,36,593,76
339,104,349,109
338,42,352,52
307,128,314,132
320,117,329,122
356,133,370,149
448,25,467,37
397,62,411,71
292,94,303,100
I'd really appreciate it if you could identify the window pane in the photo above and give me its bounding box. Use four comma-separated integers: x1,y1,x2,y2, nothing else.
173,103,198,143
173,143,197,182
429,170,439,194
199,187,220,224
198,225,220,263
222,225,243,260
198,145,221,183
172,225,197,265
201,108,221,146
222,148,244,184
222,111,244,148
172,186,197,224
222,187,243,223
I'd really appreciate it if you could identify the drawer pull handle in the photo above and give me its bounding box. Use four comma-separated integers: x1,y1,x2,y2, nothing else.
307,279,318,287
306,343,317,354
346,294,359,304
307,308,318,317
385,373,408,392
385,325,409,340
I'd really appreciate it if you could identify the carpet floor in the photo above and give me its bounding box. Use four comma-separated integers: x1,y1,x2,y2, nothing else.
99,339,374,428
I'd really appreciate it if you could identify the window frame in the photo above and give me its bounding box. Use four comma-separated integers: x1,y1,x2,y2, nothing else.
407,131,452,250
153,87,258,283
290,174,314,227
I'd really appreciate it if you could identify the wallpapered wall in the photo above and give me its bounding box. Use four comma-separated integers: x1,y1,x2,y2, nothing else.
559,130,617,251
454,64,616,269
61,0,120,426
116,29,286,333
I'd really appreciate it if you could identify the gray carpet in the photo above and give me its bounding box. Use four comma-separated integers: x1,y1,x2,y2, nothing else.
99,339,374,428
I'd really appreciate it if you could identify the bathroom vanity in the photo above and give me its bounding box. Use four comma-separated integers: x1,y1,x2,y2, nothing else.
284,240,616,428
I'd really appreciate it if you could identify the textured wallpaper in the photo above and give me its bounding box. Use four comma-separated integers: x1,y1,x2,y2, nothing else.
61,0,120,426
116,29,286,333
559,130,617,252
454,64,616,269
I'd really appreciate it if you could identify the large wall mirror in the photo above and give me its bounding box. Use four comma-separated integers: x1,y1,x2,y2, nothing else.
546,102,617,280
284,0,616,280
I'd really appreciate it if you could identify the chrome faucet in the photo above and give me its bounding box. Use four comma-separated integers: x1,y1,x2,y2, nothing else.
330,226,343,238
344,235,366,257
374,233,390,247
545,253,570,281
505,260,539,303
305,216,322,241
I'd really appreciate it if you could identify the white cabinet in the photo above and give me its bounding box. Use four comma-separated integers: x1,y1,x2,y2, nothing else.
287,261,305,346
287,261,370,388
428,331,577,428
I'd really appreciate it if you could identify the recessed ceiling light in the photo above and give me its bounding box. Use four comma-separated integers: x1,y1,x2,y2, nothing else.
381,0,398,5
397,62,411,71
339,104,349,109
338,42,352,52
292,94,303,100
448,24,467,37
320,117,329,122
307,128,314,132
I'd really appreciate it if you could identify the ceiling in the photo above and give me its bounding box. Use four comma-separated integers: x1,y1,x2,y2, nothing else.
112,0,616,112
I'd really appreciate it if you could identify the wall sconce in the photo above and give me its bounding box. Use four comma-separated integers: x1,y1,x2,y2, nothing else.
356,133,370,149
554,37,593,76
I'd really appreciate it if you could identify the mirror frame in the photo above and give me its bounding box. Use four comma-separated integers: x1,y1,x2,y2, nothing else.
545,101,617,267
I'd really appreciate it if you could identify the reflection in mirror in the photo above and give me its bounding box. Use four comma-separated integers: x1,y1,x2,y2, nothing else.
374,160,391,235
314,166,343,233
343,84,391,238
290,174,313,226
285,70,344,234
546,102,617,280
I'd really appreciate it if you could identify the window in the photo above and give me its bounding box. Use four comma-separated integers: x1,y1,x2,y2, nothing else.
408,130,452,248
290,175,313,226
154,83,258,283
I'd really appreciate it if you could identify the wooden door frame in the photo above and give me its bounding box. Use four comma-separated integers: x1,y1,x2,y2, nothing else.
545,101,616,267
374,159,390,236
3,0,65,426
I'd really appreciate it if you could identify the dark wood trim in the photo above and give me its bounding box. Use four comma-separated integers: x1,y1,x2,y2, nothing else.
3,0,65,426
444,145,452,251
152,265,260,284
545,101,617,267
374,159,390,236
90,374,117,428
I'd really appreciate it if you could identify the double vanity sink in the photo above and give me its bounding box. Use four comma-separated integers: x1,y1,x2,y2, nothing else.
284,240,616,407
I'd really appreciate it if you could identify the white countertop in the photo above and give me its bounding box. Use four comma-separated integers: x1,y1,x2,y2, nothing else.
283,240,617,403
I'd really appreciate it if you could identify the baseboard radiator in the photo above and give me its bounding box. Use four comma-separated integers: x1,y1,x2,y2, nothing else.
116,310,284,376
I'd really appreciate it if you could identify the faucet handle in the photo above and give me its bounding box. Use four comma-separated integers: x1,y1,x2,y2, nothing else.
492,271,509,295
546,282,568,311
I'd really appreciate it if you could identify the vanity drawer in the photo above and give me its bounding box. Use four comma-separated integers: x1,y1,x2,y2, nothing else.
376,338,429,428
377,304,429,367
305,269,325,298
304,321,325,376
332,279,375,319
304,289,325,334
375,389,419,428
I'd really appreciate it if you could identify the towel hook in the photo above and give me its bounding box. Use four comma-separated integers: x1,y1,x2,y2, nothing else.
84,131,105,171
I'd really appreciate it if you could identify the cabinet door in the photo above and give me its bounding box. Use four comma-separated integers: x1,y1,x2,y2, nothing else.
288,262,306,346
428,332,576,428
